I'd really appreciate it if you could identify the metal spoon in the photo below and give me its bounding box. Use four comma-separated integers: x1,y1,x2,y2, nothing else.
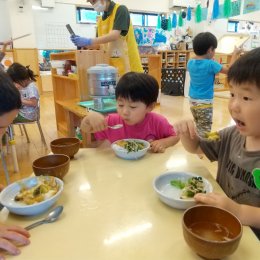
108,124,123,130
25,205,63,230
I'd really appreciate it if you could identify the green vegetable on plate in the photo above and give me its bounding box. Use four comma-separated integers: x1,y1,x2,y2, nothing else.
170,176,206,199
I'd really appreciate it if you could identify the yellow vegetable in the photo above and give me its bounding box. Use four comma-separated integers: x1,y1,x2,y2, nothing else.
205,131,220,141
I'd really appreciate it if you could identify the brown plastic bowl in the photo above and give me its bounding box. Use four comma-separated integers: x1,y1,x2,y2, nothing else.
50,137,80,158
32,154,70,180
182,205,242,259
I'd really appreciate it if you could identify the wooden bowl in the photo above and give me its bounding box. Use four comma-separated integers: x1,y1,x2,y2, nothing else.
32,154,70,180
50,137,80,158
182,205,242,259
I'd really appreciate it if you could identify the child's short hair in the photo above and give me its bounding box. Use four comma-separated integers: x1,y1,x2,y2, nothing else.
228,47,260,89
115,72,159,106
193,32,218,56
7,62,38,84
0,71,21,116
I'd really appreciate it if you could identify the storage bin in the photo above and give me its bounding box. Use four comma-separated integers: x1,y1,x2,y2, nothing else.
161,68,186,96
143,67,149,74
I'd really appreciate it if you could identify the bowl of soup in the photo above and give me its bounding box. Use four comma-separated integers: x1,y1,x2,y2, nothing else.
33,154,70,180
50,137,80,158
182,205,243,259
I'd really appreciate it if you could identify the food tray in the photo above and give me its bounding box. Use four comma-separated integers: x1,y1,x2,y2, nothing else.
78,99,117,113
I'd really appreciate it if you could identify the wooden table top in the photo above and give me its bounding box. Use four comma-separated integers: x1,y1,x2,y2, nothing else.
3,144,259,259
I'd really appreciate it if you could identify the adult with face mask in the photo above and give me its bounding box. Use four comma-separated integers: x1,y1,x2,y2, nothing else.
70,0,143,77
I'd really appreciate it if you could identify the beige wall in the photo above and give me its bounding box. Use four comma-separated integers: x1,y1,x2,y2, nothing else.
0,0,11,40
7,0,36,48
6,0,170,49
4,0,260,49
58,0,170,12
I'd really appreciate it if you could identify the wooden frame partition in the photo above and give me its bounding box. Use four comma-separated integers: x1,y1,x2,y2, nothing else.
13,48,42,94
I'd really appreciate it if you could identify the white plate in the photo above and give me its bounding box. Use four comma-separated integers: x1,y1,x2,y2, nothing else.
0,176,63,216
111,139,150,160
153,172,213,210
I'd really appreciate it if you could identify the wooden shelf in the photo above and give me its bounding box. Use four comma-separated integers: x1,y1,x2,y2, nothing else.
50,51,76,61
157,50,191,69
53,75,78,81
50,50,108,139
214,53,233,91
140,54,162,87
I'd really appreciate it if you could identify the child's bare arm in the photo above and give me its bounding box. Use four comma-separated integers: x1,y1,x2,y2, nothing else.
195,192,260,228
150,136,179,153
21,97,37,107
80,111,107,133
174,119,203,154
229,46,243,66
219,47,243,74
0,40,12,53
0,40,12,63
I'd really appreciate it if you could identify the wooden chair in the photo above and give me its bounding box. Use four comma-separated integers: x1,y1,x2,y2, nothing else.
0,126,19,184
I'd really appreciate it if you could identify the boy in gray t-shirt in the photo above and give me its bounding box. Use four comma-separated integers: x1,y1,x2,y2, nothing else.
174,47,260,239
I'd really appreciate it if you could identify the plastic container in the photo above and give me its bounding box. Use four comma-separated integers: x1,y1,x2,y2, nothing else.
56,68,64,75
50,60,65,68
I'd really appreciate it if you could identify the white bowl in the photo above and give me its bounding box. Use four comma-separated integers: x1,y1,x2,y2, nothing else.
153,172,213,210
0,176,63,216
111,139,150,160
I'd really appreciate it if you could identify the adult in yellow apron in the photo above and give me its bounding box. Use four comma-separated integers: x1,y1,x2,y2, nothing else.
71,1,143,77
97,3,143,77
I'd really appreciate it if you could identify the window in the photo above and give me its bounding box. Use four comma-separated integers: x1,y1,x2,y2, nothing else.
146,15,157,27
130,13,143,26
130,12,157,27
76,7,98,24
227,20,239,32
75,8,158,27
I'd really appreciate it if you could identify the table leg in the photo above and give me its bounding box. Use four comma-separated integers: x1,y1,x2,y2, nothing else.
66,110,76,137
66,111,95,148
10,143,19,172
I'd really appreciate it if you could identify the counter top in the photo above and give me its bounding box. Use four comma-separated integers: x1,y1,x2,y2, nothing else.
3,144,259,259
40,71,51,76
56,99,87,118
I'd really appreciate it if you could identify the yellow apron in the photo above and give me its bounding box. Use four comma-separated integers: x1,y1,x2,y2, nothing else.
97,4,143,77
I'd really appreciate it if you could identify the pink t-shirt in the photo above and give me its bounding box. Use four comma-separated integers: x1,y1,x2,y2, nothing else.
94,112,176,143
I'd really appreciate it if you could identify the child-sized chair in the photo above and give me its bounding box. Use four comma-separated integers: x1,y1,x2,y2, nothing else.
13,101,47,147
0,126,19,184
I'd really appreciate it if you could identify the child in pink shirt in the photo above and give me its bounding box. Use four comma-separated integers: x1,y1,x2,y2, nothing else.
80,72,179,153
